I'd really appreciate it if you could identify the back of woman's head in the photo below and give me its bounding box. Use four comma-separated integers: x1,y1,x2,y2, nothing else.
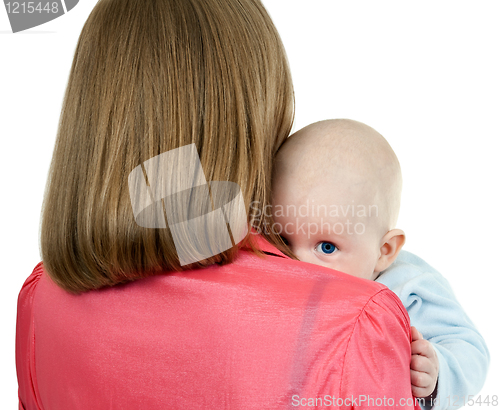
41,0,294,294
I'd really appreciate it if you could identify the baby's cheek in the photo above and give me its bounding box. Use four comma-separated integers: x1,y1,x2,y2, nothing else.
349,259,377,280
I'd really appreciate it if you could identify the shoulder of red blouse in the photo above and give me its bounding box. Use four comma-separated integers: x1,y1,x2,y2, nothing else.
16,236,414,409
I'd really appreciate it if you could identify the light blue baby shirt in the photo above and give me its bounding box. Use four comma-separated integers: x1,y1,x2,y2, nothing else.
376,250,490,410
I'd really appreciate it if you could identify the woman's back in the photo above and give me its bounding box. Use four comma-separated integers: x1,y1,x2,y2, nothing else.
17,238,416,409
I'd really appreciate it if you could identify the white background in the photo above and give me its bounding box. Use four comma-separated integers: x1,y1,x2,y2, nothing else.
1,0,498,407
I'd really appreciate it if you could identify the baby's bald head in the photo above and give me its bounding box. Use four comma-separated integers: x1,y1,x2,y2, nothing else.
273,119,402,235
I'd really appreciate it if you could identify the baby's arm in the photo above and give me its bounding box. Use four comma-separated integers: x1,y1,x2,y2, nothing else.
376,251,490,410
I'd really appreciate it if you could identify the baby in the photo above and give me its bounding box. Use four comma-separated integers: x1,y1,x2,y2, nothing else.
271,119,489,409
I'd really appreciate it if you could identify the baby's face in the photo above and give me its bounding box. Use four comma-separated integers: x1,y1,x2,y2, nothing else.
272,180,383,281
271,119,402,281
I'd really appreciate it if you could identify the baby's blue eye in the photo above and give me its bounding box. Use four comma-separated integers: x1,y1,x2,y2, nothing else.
316,242,337,255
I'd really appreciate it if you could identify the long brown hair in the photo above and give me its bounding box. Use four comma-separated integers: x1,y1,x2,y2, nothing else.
40,0,295,294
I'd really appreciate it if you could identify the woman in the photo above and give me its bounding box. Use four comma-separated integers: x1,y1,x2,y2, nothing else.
16,0,418,408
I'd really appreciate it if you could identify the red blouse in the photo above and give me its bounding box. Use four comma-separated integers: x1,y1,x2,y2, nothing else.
16,235,418,409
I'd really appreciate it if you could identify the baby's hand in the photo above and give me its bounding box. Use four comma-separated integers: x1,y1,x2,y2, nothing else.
410,326,439,398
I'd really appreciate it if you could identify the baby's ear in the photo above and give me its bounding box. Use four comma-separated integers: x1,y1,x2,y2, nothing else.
374,229,405,273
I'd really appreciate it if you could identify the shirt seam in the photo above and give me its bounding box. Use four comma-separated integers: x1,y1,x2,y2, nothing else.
337,287,400,398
